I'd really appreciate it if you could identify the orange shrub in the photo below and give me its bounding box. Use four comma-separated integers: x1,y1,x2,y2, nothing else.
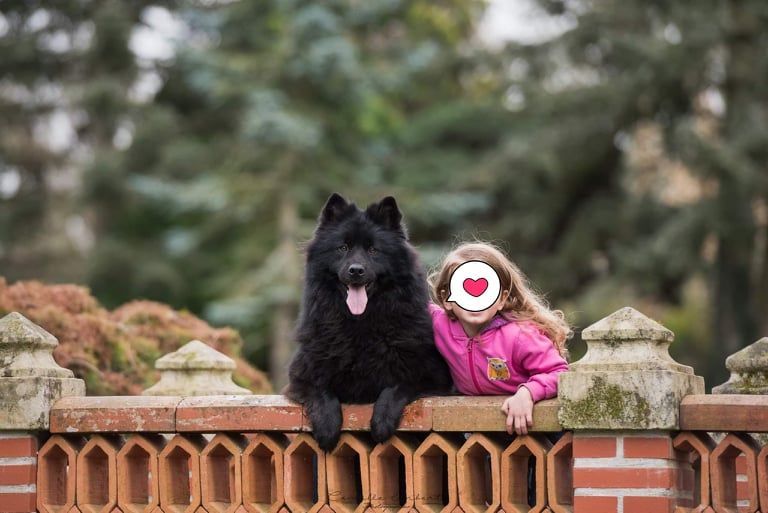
0,277,271,395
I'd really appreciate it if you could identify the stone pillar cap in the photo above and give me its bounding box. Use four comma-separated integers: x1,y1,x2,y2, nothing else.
558,306,704,430
0,311,85,430
0,311,73,379
155,339,237,371
582,306,673,342
713,337,768,394
571,306,692,374
724,337,768,373
143,339,251,396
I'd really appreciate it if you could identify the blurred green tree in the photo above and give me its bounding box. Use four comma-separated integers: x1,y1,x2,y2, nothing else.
476,0,768,384
4,0,766,391
0,1,175,282
85,0,509,386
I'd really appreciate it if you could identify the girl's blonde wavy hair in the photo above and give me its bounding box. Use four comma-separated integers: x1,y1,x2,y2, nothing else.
428,241,571,358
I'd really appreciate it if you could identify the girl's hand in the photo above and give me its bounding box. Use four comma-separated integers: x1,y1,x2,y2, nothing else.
501,386,534,435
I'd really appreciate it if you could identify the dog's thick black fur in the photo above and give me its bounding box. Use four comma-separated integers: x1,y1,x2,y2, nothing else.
286,193,452,451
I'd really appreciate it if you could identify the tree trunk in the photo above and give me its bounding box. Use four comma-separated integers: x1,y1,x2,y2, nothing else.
269,187,301,390
713,0,761,361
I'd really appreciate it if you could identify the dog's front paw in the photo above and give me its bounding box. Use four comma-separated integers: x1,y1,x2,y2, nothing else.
305,394,342,452
314,427,341,452
310,414,342,452
370,411,398,444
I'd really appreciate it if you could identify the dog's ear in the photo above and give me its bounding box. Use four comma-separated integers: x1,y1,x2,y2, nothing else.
319,193,349,225
365,196,403,231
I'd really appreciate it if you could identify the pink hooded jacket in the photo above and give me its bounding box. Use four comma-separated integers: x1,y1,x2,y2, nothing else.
428,302,569,401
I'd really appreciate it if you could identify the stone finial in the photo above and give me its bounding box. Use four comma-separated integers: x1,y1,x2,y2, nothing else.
558,307,704,430
143,339,252,396
0,312,85,430
712,337,768,394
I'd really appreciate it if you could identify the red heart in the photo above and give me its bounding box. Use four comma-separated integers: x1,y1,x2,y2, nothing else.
463,277,488,297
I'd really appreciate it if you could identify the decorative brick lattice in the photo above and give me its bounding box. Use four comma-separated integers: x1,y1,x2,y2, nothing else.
34,430,578,513
28,405,768,513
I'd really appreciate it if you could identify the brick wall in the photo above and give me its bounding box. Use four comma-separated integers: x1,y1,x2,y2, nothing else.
572,433,689,513
0,434,38,513
11,395,767,513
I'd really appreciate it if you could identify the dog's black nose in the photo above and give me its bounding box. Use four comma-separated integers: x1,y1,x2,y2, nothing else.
348,264,365,276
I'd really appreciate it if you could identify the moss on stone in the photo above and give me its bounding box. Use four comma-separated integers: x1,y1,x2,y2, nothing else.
559,376,652,427
716,370,768,394
738,371,768,391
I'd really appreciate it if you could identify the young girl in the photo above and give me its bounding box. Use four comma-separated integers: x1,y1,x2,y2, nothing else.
427,241,570,435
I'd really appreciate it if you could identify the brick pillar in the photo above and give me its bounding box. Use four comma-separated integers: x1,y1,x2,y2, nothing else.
0,433,39,513
557,307,705,513
572,432,691,513
0,312,85,513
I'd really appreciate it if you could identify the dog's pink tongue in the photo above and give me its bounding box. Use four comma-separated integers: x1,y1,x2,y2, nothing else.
346,285,368,315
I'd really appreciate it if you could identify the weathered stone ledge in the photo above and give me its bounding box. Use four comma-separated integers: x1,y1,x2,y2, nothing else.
49,393,768,434
49,394,563,433
679,394,768,432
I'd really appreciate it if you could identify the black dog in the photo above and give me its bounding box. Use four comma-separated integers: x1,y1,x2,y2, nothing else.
285,193,452,451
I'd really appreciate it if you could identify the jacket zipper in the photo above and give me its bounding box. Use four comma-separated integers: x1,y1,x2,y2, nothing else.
466,337,483,394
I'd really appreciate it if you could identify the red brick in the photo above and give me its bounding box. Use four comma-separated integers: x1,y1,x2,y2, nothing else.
735,453,747,474
201,434,247,513
736,480,751,502
158,434,207,513
117,434,165,513
501,435,551,513
573,495,617,513
430,396,561,432
547,432,573,513
623,496,674,513
623,436,673,459
76,435,120,513
340,400,432,431
672,431,715,513
326,433,372,513
573,437,616,458
0,464,36,486
242,433,288,513
176,395,304,432
573,468,678,488
413,433,462,513
679,467,694,491
284,433,327,513
37,435,84,513
710,433,760,513
0,437,37,458
51,396,179,433
370,435,420,513
680,394,768,432
0,493,37,513
758,444,768,513
456,434,503,513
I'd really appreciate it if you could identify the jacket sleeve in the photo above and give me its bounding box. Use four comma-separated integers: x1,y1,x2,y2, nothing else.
513,325,569,402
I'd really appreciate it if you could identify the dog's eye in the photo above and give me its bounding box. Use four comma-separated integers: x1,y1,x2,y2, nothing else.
368,246,377,255
338,244,348,252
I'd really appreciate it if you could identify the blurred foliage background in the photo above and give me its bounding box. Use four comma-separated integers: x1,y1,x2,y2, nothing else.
1,0,767,391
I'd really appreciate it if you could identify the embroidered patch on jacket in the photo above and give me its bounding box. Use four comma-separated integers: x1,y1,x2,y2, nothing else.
487,357,510,381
